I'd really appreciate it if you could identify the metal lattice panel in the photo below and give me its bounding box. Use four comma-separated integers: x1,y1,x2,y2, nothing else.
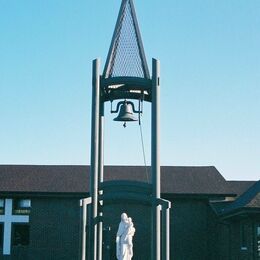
103,0,150,79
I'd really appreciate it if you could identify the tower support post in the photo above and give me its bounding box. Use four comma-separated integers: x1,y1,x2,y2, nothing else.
89,58,100,260
97,100,104,260
161,200,171,260
151,58,161,260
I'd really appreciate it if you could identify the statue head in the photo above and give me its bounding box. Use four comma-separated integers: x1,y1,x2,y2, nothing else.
128,217,132,224
121,213,128,223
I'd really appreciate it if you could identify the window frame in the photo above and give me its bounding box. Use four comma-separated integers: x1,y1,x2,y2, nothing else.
0,199,5,214
12,199,31,215
0,223,3,249
12,223,30,247
256,223,260,259
240,221,248,251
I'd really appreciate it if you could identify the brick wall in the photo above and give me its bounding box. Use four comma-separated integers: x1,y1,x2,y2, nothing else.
0,197,83,260
1,195,258,260
229,219,255,260
169,198,210,260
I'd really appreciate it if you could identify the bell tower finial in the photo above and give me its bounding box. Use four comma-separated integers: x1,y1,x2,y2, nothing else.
103,0,150,79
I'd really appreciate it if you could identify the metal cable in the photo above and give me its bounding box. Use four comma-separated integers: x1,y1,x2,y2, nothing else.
139,117,149,182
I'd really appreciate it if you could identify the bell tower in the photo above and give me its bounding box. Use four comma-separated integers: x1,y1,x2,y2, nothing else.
87,1,171,259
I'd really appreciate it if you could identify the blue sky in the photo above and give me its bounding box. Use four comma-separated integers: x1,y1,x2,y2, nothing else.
0,0,259,180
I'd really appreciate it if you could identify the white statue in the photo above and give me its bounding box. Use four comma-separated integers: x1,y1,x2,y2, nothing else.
116,213,136,260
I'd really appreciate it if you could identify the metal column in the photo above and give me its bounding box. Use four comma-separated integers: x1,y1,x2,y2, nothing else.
165,207,170,260
97,100,104,260
151,58,161,260
161,201,171,260
89,58,100,260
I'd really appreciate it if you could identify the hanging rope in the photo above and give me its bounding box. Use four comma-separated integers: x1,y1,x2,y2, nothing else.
139,116,149,182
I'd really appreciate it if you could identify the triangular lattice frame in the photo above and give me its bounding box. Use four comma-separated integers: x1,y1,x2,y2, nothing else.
103,0,150,79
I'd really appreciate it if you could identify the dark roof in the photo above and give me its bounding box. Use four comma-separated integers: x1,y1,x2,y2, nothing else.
222,180,260,215
0,165,243,196
0,165,88,194
210,201,233,215
227,181,256,196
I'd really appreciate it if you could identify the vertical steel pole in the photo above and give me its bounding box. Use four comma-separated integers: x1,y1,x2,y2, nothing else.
161,202,171,260
89,58,100,260
151,58,161,260
161,207,166,260
81,199,87,260
84,198,92,260
97,100,104,260
165,206,170,260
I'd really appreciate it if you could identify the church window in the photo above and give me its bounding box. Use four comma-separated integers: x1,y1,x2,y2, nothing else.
18,199,31,208
240,221,248,250
0,199,29,255
13,199,31,215
12,224,30,246
257,224,260,258
0,199,4,214
0,224,3,248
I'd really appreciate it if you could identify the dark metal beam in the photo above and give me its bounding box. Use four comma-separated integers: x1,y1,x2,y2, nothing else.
161,200,171,260
97,99,104,260
89,58,100,260
151,58,161,260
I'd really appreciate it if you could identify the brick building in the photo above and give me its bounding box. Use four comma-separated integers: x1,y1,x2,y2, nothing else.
0,165,259,259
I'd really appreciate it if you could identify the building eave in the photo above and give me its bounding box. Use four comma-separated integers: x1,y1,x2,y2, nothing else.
0,191,89,198
220,207,260,220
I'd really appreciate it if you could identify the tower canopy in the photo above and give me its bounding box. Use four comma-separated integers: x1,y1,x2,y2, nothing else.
103,0,150,79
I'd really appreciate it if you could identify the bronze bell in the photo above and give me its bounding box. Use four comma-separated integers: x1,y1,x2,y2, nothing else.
113,101,138,122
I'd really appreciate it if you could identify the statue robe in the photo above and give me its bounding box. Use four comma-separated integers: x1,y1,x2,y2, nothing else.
116,221,130,260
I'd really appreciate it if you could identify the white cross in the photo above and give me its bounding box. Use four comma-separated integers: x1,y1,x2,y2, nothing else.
0,199,29,255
